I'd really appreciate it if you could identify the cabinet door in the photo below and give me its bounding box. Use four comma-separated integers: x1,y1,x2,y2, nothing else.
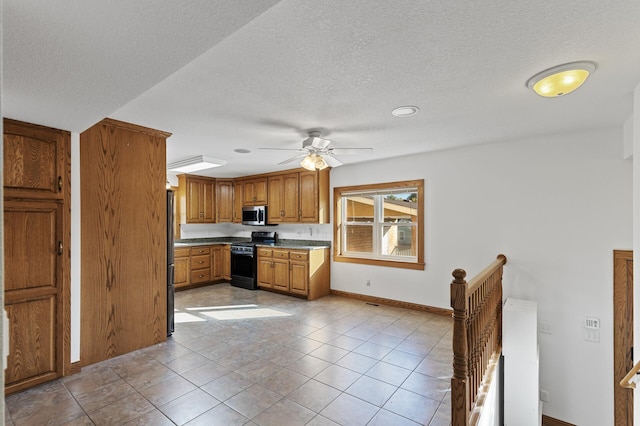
257,256,274,288
186,179,203,222
282,173,300,222
299,171,319,223
290,260,309,296
267,176,283,223
174,257,190,288
222,245,231,280
211,246,223,280
4,200,62,391
253,178,268,205
201,180,216,223
216,180,233,222
244,179,256,205
233,180,244,222
3,119,68,200
273,258,290,291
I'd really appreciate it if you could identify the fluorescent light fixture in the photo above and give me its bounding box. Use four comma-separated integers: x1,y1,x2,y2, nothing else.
300,153,328,171
167,155,227,173
392,105,419,117
527,61,596,98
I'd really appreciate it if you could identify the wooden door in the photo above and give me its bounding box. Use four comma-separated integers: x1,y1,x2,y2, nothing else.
174,257,190,288
257,256,274,288
290,260,308,295
4,200,61,392
614,250,633,426
216,180,233,222
3,118,71,395
273,258,290,291
211,246,223,280
3,120,65,200
299,171,319,223
282,173,299,222
268,176,284,223
253,178,268,205
186,178,203,222
233,180,244,222
222,245,231,280
201,179,216,223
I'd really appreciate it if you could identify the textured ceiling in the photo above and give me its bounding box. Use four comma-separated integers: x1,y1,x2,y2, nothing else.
4,0,640,177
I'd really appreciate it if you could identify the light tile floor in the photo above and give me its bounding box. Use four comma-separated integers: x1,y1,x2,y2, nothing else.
5,284,453,425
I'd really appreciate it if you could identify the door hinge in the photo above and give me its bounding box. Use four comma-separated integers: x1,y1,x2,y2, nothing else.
58,241,63,255
58,176,63,192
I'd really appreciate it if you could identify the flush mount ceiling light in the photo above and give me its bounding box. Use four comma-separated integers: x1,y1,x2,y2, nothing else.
234,148,251,154
526,61,596,98
392,105,420,117
300,153,328,171
167,155,227,173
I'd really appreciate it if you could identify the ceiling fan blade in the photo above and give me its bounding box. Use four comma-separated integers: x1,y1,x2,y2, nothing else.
329,147,373,155
258,147,306,152
322,154,343,168
278,154,307,165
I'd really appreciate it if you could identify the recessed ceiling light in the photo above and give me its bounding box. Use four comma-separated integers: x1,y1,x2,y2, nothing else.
392,106,420,117
234,148,251,154
526,61,596,98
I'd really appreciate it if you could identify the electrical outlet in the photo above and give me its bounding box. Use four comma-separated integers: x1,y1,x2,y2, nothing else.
366,279,371,287
584,330,600,343
538,322,553,334
540,390,549,402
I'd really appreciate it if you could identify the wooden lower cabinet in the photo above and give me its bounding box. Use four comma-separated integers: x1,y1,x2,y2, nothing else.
257,247,330,300
174,244,232,290
174,247,191,289
222,245,231,280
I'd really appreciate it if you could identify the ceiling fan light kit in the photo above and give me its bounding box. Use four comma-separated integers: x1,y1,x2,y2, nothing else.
167,155,227,172
300,153,328,171
526,61,596,97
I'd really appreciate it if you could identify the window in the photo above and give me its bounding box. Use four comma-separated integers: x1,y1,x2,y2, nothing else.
334,179,424,270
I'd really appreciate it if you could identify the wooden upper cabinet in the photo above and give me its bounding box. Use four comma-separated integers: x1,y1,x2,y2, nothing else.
244,177,267,205
178,175,216,224
299,169,330,223
216,179,233,222
3,118,69,200
233,180,244,223
268,173,299,223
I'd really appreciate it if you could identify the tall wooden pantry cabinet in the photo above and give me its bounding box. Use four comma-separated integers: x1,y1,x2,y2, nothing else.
80,118,170,366
3,118,72,394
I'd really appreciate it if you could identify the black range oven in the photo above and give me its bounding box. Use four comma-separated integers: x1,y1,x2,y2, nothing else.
230,231,277,290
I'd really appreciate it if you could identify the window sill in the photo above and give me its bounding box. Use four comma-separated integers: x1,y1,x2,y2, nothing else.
333,255,425,270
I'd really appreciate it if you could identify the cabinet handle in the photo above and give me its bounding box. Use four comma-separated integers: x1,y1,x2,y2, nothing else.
199,274,204,278
58,176,63,192
58,241,63,255
198,261,204,264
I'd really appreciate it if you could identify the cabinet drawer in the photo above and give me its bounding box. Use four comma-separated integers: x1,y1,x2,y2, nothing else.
257,248,273,257
289,251,308,261
175,247,191,258
191,269,211,283
191,246,211,256
273,249,289,259
191,255,210,269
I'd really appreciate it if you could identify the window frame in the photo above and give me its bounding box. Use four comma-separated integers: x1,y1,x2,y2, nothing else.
333,179,425,270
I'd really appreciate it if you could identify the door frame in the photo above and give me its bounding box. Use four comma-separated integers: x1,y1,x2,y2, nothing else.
614,249,633,426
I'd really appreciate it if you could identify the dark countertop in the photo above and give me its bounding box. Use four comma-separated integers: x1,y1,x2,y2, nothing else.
175,238,330,250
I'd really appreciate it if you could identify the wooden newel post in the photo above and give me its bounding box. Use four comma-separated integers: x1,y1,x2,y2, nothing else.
451,268,469,426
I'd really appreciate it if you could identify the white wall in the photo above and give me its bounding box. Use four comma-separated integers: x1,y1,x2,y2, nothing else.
71,133,81,362
633,83,640,426
331,128,632,426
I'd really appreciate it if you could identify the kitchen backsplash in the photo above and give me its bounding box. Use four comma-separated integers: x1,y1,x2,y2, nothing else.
179,223,333,241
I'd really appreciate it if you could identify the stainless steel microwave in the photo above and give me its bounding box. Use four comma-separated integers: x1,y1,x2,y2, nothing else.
242,205,268,226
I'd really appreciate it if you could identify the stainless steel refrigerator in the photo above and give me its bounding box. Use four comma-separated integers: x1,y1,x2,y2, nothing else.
167,190,175,336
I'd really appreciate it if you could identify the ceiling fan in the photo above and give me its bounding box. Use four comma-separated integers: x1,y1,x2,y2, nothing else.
259,131,373,170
